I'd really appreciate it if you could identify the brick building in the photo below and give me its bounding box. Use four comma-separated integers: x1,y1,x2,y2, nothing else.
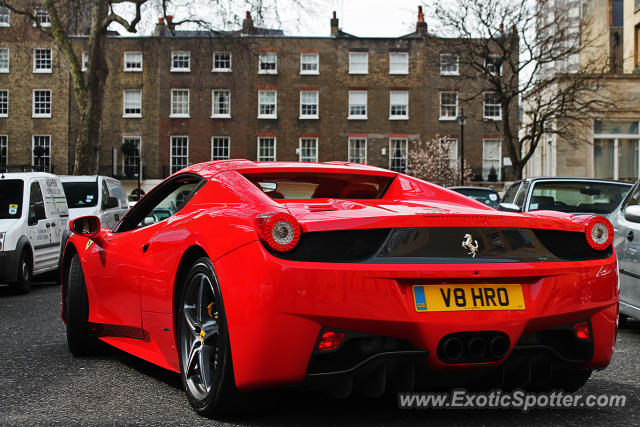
0,6,518,197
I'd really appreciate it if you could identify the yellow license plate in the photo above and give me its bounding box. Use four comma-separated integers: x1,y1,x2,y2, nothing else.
413,284,525,312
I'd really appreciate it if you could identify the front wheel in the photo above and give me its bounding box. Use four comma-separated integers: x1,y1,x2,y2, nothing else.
178,257,241,417
10,249,33,294
65,253,100,356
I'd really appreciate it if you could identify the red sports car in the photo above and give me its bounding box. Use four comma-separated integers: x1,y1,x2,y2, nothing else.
61,160,618,417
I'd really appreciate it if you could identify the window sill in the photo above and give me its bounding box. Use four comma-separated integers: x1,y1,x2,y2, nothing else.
0,114,8,118
33,70,52,74
348,116,368,120
123,114,142,119
299,115,319,120
211,114,231,119
170,69,191,73
258,70,278,75
32,114,51,119
440,72,460,76
483,116,502,121
170,114,190,118
300,71,319,75
34,23,51,27
439,117,457,121
212,69,232,73
389,71,408,75
124,69,143,72
0,70,8,73
0,23,9,28
258,115,278,120
389,116,408,120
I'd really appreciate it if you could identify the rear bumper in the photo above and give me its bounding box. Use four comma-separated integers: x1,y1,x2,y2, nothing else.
213,241,618,391
0,250,19,283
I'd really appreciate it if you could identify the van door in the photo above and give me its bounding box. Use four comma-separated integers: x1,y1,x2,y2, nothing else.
41,177,69,264
105,179,128,225
26,180,52,272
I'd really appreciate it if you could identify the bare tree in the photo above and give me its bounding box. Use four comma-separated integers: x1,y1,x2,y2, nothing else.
430,0,615,179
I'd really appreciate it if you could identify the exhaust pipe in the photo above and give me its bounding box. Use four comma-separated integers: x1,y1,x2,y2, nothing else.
468,337,488,358
490,335,509,358
442,337,464,360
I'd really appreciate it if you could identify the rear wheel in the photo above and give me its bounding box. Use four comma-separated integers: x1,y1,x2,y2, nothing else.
65,253,99,356
10,249,32,294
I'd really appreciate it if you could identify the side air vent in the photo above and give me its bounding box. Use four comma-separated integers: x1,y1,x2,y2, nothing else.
307,204,338,212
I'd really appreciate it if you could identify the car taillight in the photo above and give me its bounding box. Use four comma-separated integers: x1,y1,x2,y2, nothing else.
255,212,301,252
584,216,614,251
317,330,346,351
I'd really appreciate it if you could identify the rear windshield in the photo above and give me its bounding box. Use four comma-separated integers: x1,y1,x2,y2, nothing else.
243,172,394,200
0,179,24,219
529,181,631,214
62,182,99,209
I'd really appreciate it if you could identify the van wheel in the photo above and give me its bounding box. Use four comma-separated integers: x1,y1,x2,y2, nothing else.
11,250,33,294
65,253,99,356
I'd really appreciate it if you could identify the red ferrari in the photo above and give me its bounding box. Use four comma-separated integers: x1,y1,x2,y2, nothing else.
61,160,618,416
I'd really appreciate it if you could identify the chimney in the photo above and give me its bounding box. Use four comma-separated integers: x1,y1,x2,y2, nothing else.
154,17,166,36
416,6,427,37
242,11,255,34
330,11,339,37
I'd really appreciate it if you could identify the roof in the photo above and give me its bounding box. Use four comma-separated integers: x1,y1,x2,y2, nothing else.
59,175,121,183
0,172,57,180
154,28,285,38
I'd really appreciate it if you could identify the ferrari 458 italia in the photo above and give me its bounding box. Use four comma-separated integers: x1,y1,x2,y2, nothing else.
61,160,619,417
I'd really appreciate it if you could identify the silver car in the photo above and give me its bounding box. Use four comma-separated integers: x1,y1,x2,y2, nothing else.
612,179,640,325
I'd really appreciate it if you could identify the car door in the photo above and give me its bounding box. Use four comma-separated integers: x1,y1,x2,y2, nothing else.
25,180,52,272
616,182,640,312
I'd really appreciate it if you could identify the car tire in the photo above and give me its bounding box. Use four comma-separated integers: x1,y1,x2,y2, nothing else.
10,249,33,294
178,257,242,417
65,253,100,356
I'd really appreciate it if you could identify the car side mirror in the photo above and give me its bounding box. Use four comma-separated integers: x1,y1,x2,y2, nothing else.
624,205,640,223
498,202,521,213
69,216,102,239
102,196,119,210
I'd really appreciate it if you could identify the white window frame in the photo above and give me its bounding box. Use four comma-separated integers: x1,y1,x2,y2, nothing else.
170,136,189,174
482,139,502,180
0,89,7,118
440,53,459,75
258,53,278,74
170,89,190,118
32,89,51,118
0,135,7,167
122,136,141,177
349,52,368,74
33,48,52,73
171,51,190,72
212,52,232,72
81,52,88,72
389,52,409,75
257,137,277,161
299,90,319,119
300,53,319,75
483,92,502,120
389,91,409,120
124,51,143,72
298,138,318,162
348,91,367,120
486,54,502,75
438,137,458,170
439,91,458,120
32,135,51,171
211,136,230,160
123,89,142,118
211,90,231,118
388,138,408,172
0,48,9,73
34,8,50,27
0,7,10,27
348,137,367,164
258,90,277,119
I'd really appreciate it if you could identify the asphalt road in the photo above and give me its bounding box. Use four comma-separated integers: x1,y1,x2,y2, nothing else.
1,280,639,426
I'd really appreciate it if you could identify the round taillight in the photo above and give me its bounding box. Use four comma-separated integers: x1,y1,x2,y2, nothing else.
584,216,614,251
255,212,301,252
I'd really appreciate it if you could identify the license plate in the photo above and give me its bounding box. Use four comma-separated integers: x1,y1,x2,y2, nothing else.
413,284,525,312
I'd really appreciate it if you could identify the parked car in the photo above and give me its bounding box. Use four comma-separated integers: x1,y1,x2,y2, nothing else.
611,178,640,326
0,172,69,293
60,176,129,230
448,186,501,208
499,177,633,218
61,161,618,417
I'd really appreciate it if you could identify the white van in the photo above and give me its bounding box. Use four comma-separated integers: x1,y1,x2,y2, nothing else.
60,176,129,230
0,172,70,293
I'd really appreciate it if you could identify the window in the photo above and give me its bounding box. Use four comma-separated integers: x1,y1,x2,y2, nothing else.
440,54,459,75
348,91,367,119
389,138,408,172
170,89,190,118
212,90,231,118
258,53,277,74
482,139,501,180
483,92,501,120
389,52,408,74
257,137,276,161
123,89,142,118
0,48,9,73
81,52,88,71
593,120,640,180
389,91,408,119
299,138,318,162
0,90,7,117
300,53,319,74
211,137,230,160
486,54,502,75
122,137,141,177
258,90,277,119
348,137,367,164
438,137,458,170
299,91,319,119
213,52,232,72
349,52,368,74
171,51,190,72
0,7,9,26
33,48,52,73
439,91,458,120
32,135,50,171
124,52,143,71
34,7,50,27
0,135,6,167
170,136,189,174
33,90,51,118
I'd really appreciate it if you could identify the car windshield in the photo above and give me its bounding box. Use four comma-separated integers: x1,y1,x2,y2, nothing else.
242,172,395,200
452,188,500,208
0,179,24,219
62,182,99,209
529,181,631,214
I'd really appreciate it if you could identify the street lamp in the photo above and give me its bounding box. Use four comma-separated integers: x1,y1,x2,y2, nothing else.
457,109,467,185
